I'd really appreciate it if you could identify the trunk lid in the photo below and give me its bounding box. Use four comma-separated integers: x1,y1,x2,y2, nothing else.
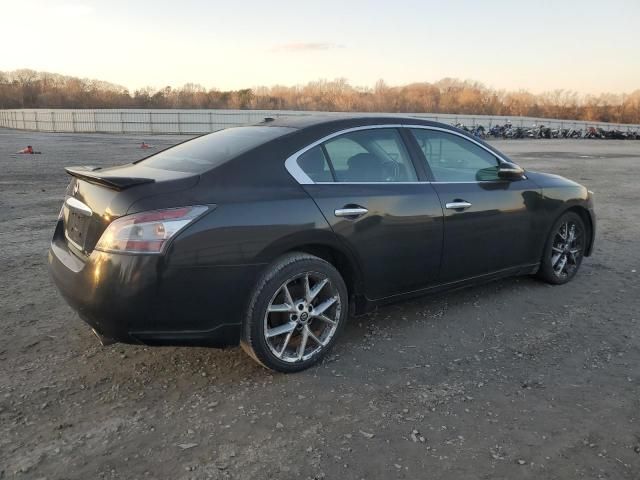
62,163,199,255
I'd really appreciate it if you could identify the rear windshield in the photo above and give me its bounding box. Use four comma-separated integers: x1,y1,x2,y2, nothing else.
138,126,295,173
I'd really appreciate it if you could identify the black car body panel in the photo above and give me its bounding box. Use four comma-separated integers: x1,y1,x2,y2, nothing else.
524,171,596,256
430,178,544,281
304,182,444,299
48,116,595,347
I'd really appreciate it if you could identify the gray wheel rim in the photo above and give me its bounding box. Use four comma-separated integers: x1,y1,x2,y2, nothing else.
263,271,341,364
550,220,584,279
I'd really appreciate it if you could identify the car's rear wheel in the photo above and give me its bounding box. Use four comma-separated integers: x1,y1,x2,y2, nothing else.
537,211,586,285
241,252,348,373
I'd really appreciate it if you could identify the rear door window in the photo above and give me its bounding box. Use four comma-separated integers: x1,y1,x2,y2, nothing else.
297,146,334,182
320,128,418,182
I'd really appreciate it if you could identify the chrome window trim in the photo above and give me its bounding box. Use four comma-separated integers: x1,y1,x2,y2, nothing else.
316,181,511,185
314,181,425,185
403,124,511,165
431,181,509,184
283,123,514,185
284,124,404,185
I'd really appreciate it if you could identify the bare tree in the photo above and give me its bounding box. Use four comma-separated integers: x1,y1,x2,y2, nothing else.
0,69,637,123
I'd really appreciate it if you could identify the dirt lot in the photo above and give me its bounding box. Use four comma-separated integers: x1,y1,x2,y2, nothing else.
1,130,639,479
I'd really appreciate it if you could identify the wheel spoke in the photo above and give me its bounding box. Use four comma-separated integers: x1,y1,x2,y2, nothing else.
315,314,337,326
308,278,329,302
303,274,312,303
277,330,294,357
313,296,337,316
568,248,581,263
551,252,562,267
306,327,325,346
567,224,576,244
558,223,568,241
551,246,563,253
558,255,568,273
268,283,295,313
268,303,295,313
266,321,296,338
297,327,309,360
282,283,294,306
554,255,567,274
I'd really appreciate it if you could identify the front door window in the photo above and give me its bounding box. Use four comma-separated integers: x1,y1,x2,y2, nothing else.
410,129,500,182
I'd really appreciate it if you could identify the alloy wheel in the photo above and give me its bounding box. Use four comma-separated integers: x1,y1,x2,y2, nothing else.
263,272,341,363
550,220,584,279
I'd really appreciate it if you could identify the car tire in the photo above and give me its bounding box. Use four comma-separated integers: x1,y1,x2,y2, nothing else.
536,211,586,285
240,252,348,373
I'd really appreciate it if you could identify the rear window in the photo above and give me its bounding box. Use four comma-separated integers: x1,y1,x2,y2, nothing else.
138,126,294,173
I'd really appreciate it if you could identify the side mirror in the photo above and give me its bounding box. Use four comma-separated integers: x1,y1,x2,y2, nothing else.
498,162,525,180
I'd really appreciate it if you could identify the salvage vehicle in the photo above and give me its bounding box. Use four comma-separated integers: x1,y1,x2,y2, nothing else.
48,116,595,372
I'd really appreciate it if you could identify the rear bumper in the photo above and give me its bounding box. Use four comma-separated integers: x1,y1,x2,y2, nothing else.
48,220,260,347
48,235,144,344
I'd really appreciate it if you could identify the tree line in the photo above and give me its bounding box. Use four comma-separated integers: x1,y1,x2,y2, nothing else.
2,69,639,124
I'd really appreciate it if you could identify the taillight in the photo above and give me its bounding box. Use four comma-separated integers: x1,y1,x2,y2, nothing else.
95,206,209,254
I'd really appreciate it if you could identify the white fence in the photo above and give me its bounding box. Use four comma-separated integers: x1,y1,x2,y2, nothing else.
1,108,639,134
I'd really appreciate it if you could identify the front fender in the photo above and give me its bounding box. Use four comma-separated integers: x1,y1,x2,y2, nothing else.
526,171,595,257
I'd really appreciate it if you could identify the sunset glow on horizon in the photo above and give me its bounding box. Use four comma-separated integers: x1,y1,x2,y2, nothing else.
3,0,639,94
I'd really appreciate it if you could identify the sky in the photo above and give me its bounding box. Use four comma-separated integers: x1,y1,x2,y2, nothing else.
2,0,639,94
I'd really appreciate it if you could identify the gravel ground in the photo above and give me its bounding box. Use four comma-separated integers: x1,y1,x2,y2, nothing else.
1,129,639,479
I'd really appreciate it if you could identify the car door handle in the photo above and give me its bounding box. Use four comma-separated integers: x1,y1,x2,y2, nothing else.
445,201,472,210
335,207,368,218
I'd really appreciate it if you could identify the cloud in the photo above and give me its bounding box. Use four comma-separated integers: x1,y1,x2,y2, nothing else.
271,42,346,53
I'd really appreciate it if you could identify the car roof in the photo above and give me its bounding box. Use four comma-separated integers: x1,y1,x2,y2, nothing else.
201,113,514,187
255,114,457,131
251,114,511,161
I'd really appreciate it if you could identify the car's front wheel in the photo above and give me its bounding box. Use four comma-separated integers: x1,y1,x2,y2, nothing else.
537,211,586,285
241,252,348,373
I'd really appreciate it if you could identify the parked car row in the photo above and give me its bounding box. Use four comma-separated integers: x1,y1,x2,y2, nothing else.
454,123,640,140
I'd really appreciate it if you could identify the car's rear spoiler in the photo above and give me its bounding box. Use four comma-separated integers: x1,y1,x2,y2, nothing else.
65,166,155,190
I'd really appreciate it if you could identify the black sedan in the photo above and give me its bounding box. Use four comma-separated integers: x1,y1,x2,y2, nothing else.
48,116,595,372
